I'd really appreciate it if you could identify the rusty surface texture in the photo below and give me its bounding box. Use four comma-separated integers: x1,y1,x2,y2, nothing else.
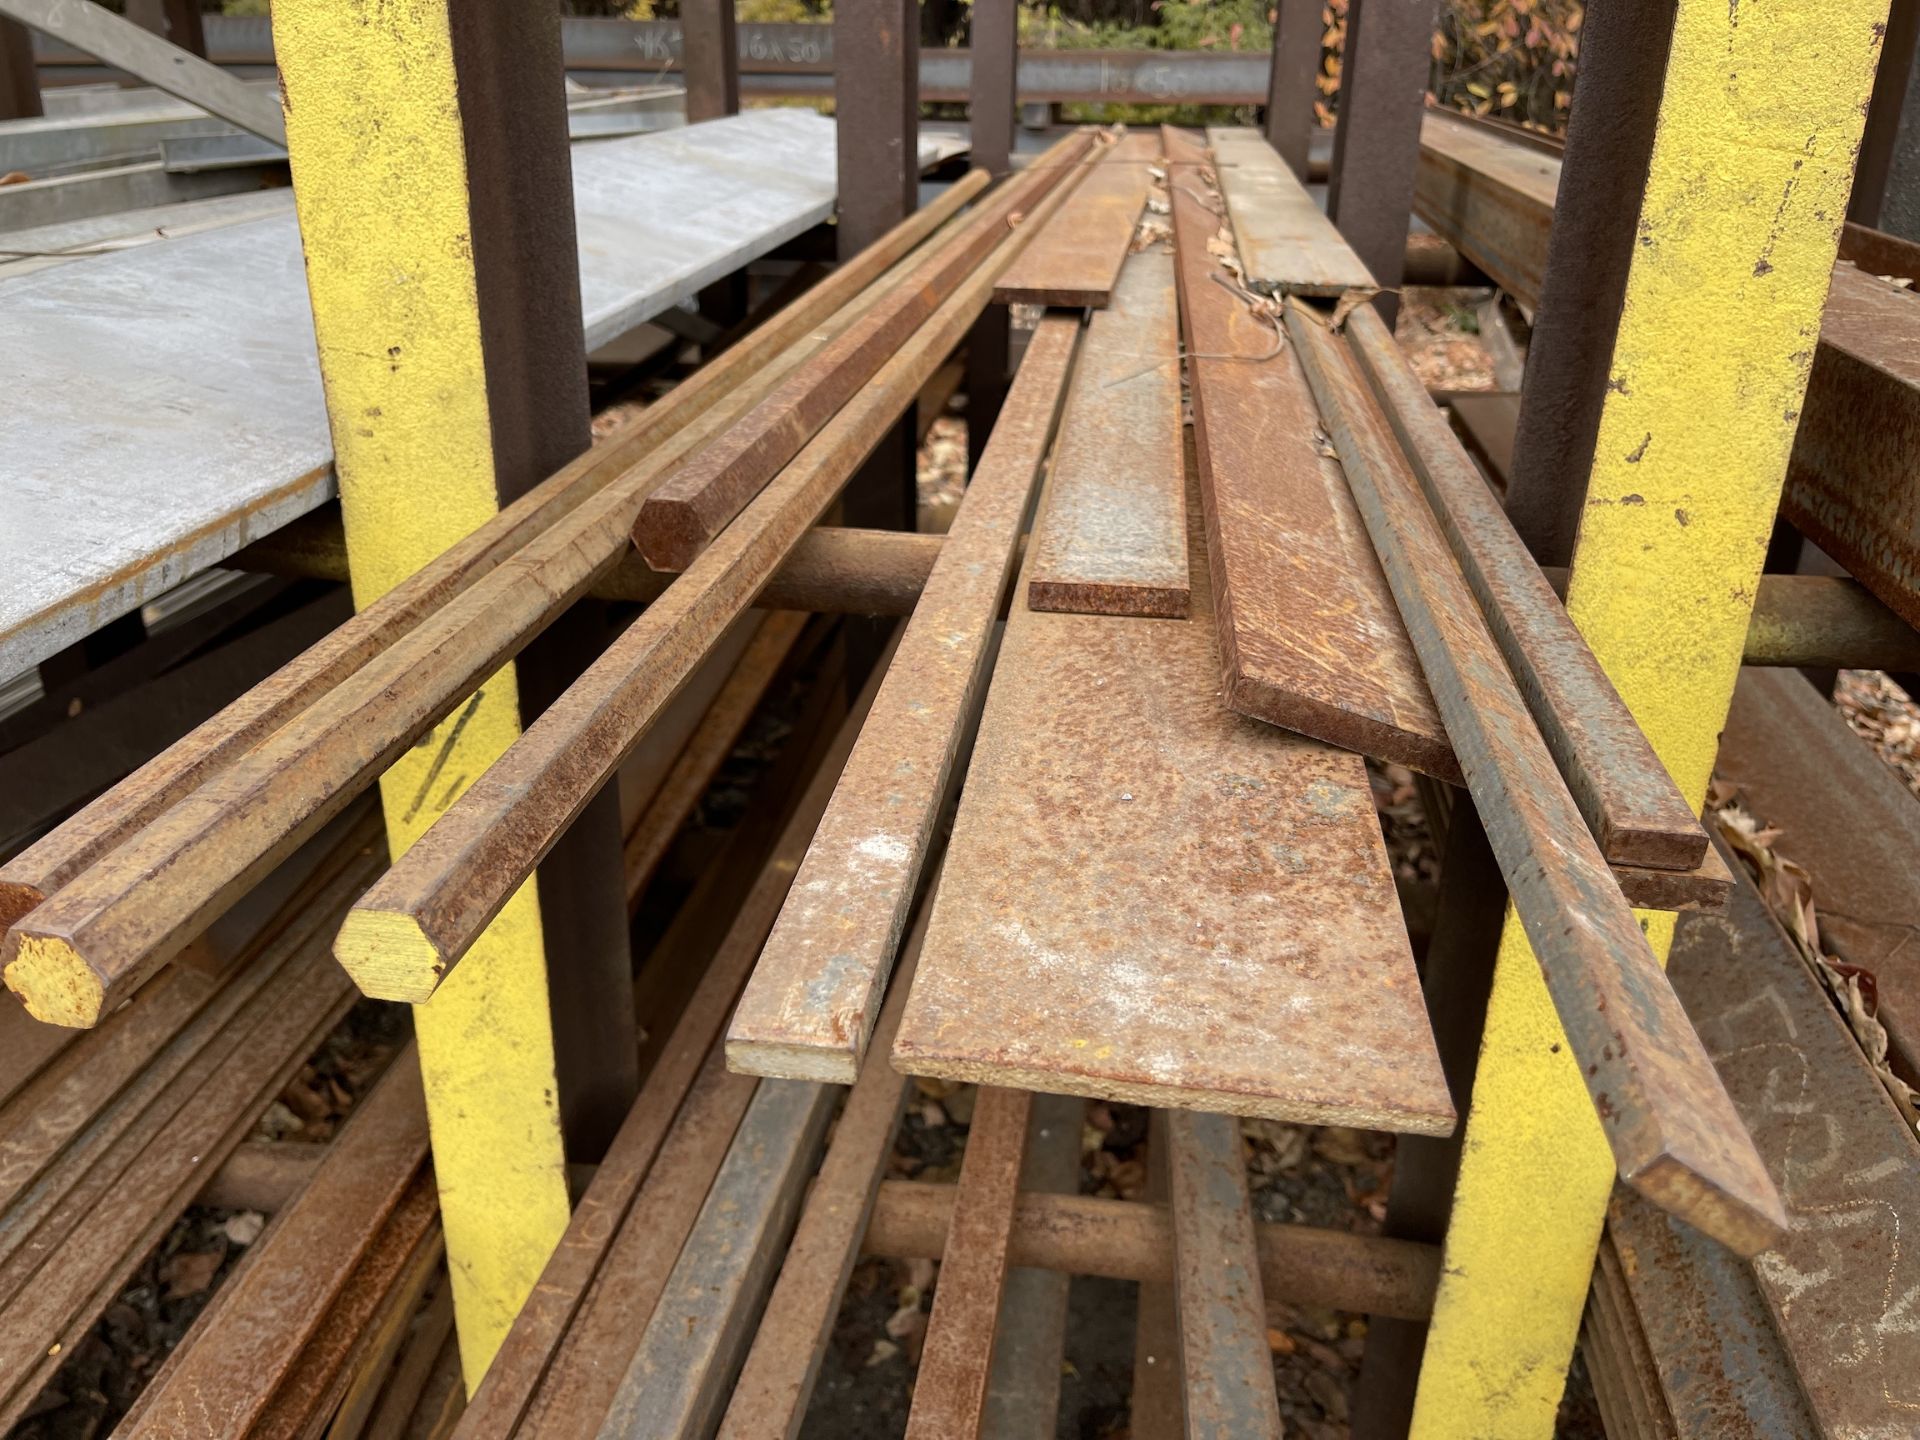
727,318,1077,1085
633,130,1096,570
893,448,1453,1132
993,131,1158,307
459,664,882,1439
118,1048,429,1437
1611,842,1732,916
1343,303,1707,873
0,171,991,951
904,1086,1034,1439
1027,247,1190,619
1594,1188,1815,1439
594,1077,837,1440
339,166,1092,1005
861,1179,1441,1322
1207,127,1375,298
1782,264,1920,630
249,1172,443,1440
1670,862,1920,1434
1166,1108,1283,1439
1284,300,1784,1256
715,927,927,1440
1718,668,1920,1085
1738,574,1920,671
1412,110,1558,308
1165,125,1457,781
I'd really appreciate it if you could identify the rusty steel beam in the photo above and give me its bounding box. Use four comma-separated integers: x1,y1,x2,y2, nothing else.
0,184,997,1032
861,1181,1442,1323
1344,303,1708,873
0,172,990,994
633,131,1094,570
1263,0,1319,178
1284,300,1785,1256
727,317,1078,1084
680,0,739,123
336,153,1093,1006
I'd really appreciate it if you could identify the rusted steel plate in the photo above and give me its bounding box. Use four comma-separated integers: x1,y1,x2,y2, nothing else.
0,986,73,1110
1585,1248,1678,1440
727,318,1079,1085
633,130,1096,570
1343,304,1708,873
714,934,926,1440
0,175,988,952
1166,1109,1283,1439
1718,668,1920,1084
594,1077,837,1440
1026,248,1190,619
460,667,884,1440
1206,127,1375,298
1285,300,1784,1255
904,1086,1034,1439
117,1048,428,1437
994,131,1159,307
1671,861,1920,1434
250,1174,443,1440
1164,125,1456,781
1782,264,1920,629
861,1178,1440,1321
893,458,1452,1130
1413,110,1557,309
1597,1189,1816,1439
336,162,1095,1006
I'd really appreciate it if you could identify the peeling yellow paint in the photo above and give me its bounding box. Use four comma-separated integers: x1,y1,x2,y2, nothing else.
273,0,571,1390
1411,0,1887,1433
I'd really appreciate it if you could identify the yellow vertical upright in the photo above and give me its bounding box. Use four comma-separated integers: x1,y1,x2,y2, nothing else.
1409,1,1890,1434
272,0,573,1386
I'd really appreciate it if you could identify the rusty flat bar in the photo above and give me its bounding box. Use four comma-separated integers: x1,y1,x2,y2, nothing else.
1206,127,1375,298
993,131,1158,307
1669,860,1920,1434
1026,246,1190,619
714,923,928,1440
1343,303,1708,873
594,1076,837,1440
861,1179,1440,1322
1167,1108,1283,1438
904,1086,1034,1440
727,317,1080,1085
633,131,1097,570
334,163,1093,1007
1164,125,1457,782
1283,299,1784,1256
117,1047,428,1437
0,172,988,954
893,450,1454,1131
457,654,884,1439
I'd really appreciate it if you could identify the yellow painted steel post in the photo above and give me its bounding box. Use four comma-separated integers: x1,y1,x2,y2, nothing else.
1408,1,1890,1434
272,1,592,1385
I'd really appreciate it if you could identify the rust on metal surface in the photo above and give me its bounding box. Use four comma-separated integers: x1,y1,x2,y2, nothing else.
1207,127,1375,298
861,1180,1441,1321
893,452,1454,1131
904,1086,1034,1439
119,1048,429,1437
1343,303,1707,873
728,318,1080,1085
1164,125,1457,781
715,925,927,1440
0,172,991,952
1027,247,1190,619
1166,1108,1283,1438
633,132,1097,570
1670,861,1920,1434
1610,843,1732,915
1413,110,1557,308
993,131,1159,307
1719,668,1920,1083
458,661,885,1439
338,164,1092,1005
1284,299,1785,1255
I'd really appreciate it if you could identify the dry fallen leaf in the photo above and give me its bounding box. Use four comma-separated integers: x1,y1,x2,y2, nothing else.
159,1247,224,1300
